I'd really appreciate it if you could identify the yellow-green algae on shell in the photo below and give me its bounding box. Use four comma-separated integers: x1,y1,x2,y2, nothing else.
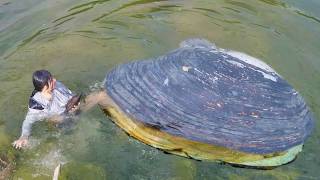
101,94,303,168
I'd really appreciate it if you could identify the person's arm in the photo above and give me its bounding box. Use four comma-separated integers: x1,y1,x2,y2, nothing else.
13,109,48,149
79,90,112,112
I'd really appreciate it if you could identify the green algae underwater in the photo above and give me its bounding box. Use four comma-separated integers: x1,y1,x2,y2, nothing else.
0,0,320,179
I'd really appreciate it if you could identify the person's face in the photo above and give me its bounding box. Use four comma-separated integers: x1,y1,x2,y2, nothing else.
42,77,56,93
48,77,56,92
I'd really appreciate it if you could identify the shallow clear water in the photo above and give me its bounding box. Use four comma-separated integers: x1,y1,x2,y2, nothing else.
0,0,319,179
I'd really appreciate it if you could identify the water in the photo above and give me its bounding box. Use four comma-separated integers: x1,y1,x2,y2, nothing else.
0,0,319,179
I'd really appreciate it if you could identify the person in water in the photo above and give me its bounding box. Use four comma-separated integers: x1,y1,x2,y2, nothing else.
12,70,81,149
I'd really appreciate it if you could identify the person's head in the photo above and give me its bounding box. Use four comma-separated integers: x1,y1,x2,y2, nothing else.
32,70,56,94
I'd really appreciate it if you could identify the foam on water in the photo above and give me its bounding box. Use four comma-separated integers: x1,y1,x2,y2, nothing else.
26,138,41,149
89,80,105,92
32,148,67,171
179,38,217,50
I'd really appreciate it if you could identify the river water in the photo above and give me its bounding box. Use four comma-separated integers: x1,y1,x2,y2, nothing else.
0,0,319,179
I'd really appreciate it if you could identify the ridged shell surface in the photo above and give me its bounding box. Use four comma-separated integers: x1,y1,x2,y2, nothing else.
105,39,314,154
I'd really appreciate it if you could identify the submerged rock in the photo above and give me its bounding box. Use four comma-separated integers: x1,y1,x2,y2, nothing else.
0,151,15,179
103,39,314,168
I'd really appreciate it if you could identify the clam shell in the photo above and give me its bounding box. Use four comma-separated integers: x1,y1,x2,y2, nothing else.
105,39,314,156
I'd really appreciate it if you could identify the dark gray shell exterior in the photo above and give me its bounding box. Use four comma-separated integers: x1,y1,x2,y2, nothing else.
105,39,314,154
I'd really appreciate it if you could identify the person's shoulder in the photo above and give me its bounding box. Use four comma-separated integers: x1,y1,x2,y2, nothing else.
28,98,44,110
54,80,73,95
55,81,65,88
55,81,68,91
56,81,72,90
31,92,49,109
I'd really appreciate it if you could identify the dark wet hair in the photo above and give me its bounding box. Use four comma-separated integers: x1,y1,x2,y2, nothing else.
30,70,52,97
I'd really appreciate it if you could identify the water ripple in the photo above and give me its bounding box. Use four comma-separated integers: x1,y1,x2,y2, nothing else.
224,0,258,14
69,0,110,12
222,6,241,13
53,17,74,27
53,6,94,23
293,9,320,24
16,27,49,49
52,0,111,24
0,1,11,7
193,7,222,15
257,0,286,7
92,0,168,22
257,0,320,25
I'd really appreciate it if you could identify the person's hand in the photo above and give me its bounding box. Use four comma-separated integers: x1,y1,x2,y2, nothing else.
12,137,28,149
69,102,80,113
